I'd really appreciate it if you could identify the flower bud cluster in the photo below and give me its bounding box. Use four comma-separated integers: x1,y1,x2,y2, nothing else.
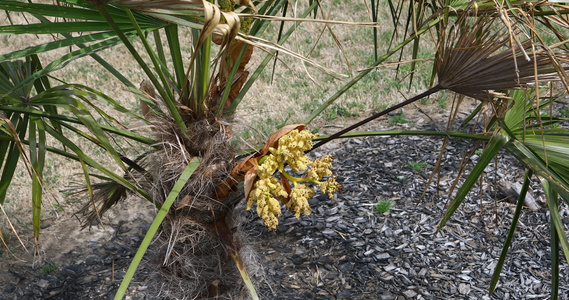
247,129,340,230
271,129,316,172
246,177,286,231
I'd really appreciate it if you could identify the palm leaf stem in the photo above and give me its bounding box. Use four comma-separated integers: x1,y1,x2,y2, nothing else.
549,185,560,300
237,129,491,157
29,118,45,250
314,129,492,141
153,30,167,65
196,33,212,116
165,24,186,89
542,179,562,299
310,85,442,151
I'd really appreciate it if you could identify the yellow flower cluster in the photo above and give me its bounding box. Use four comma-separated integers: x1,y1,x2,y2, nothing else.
319,175,340,199
257,154,278,178
307,155,333,180
246,177,286,231
247,129,340,231
287,184,314,218
271,129,316,172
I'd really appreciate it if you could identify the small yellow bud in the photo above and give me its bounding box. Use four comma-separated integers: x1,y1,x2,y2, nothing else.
258,154,278,179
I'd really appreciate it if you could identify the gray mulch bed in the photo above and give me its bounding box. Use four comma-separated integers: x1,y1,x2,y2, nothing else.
0,220,152,299
246,119,569,300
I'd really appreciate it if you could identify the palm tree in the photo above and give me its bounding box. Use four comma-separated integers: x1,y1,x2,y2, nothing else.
0,0,330,298
2,0,569,299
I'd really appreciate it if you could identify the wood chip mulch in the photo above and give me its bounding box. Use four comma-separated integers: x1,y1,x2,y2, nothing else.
246,119,569,300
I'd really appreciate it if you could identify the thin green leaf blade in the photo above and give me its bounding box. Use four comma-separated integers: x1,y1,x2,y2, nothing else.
0,104,155,145
0,31,118,62
542,180,560,300
43,125,152,202
29,118,42,245
489,169,533,294
437,133,509,231
0,1,106,21
5,36,127,95
0,22,120,35
165,24,185,89
506,140,569,201
541,178,569,268
114,157,201,300
0,114,28,205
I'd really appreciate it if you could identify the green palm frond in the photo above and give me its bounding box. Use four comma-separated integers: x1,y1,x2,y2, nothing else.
0,56,158,250
427,87,569,297
438,89,569,224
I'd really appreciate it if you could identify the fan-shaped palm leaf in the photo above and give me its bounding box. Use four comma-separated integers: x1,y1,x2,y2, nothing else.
312,16,569,150
436,18,569,100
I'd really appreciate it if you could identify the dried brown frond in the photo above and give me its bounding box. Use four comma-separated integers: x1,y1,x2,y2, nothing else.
72,179,129,227
436,17,569,100
146,116,235,210
313,14,569,151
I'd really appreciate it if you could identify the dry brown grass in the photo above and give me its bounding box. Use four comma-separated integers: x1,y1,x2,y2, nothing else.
233,0,436,141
